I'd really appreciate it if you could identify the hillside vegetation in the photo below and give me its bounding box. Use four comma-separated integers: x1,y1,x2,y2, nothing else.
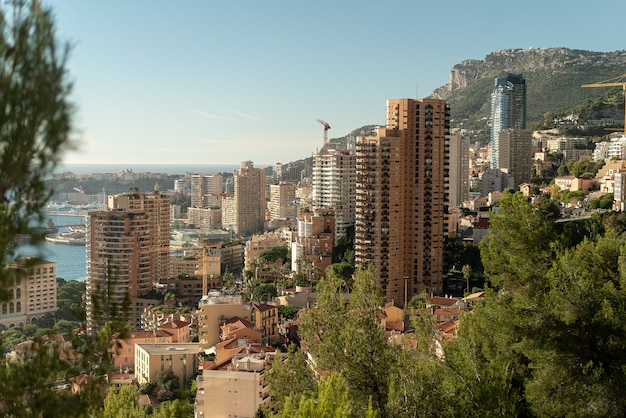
430,48,626,138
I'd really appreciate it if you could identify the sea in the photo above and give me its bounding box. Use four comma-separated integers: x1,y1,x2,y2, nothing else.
17,214,87,282
57,163,250,176
21,163,270,281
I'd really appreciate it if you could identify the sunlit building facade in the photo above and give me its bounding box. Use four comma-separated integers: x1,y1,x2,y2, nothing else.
355,98,449,304
86,210,153,334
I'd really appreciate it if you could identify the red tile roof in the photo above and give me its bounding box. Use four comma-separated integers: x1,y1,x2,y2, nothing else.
428,297,458,307
158,319,191,329
252,302,277,312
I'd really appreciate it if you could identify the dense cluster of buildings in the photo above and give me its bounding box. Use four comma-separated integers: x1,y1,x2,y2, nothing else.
6,71,626,415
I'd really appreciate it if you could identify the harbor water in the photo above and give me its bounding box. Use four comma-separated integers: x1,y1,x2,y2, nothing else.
18,214,87,282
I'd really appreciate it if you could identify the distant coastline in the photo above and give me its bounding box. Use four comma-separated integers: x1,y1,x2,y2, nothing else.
56,163,253,176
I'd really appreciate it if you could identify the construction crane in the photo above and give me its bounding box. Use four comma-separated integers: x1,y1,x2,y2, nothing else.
582,73,626,136
317,118,331,148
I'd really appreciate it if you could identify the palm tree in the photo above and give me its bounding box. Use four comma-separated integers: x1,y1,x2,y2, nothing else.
462,264,472,294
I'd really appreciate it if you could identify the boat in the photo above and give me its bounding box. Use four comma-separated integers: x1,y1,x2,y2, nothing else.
44,231,86,246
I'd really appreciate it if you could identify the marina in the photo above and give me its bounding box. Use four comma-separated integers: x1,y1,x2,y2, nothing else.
15,213,88,281
44,224,86,246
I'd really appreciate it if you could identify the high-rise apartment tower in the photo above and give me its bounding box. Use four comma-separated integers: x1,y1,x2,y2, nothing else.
191,174,223,208
312,147,356,241
490,73,526,169
86,210,153,334
448,133,470,208
107,191,171,284
355,98,449,304
222,161,266,237
498,128,533,188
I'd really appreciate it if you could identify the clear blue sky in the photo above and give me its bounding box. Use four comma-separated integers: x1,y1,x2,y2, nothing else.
52,0,625,166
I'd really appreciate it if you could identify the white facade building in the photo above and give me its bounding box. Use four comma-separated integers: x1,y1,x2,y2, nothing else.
312,147,356,241
594,136,626,161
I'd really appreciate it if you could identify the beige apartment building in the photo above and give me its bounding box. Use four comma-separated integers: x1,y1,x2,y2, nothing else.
190,174,223,209
107,191,171,284
197,294,252,349
135,342,202,388
251,302,280,345
498,128,533,189
243,232,286,274
86,210,153,334
355,98,449,303
112,330,176,371
1,257,57,328
187,206,222,232
291,209,335,279
195,352,273,418
448,133,470,208
218,242,244,276
268,182,296,220
221,161,266,237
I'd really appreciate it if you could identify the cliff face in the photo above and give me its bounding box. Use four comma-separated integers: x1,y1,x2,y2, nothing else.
429,48,626,135
433,48,626,99
449,59,482,90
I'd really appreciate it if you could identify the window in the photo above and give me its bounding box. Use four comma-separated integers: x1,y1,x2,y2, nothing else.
16,302,21,313
16,288,20,299
2,303,6,315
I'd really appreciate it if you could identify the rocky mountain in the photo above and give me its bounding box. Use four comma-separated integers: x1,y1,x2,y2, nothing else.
430,48,626,140
297,48,625,166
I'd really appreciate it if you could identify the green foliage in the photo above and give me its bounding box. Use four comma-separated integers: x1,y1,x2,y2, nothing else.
53,319,80,335
291,272,309,287
0,338,103,417
589,192,614,209
97,320,132,345
103,382,193,418
259,245,289,264
251,283,277,302
221,272,237,293
522,234,626,416
280,373,360,418
559,189,587,204
480,190,558,294
0,0,74,302
326,262,355,290
151,399,194,418
277,305,300,320
387,352,446,417
565,158,603,178
138,382,156,395
56,279,86,321
271,184,626,418
265,344,316,412
102,386,145,418
406,292,429,309
444,237,484,275
299,265,395,416
475,187,626,415
154,369,180,402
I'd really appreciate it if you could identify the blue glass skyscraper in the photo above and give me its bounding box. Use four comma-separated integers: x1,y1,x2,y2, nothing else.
490,73,526,169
